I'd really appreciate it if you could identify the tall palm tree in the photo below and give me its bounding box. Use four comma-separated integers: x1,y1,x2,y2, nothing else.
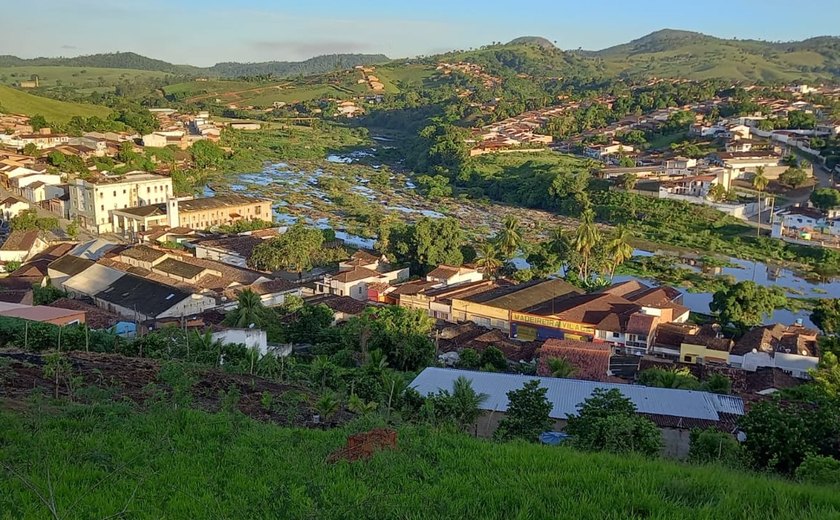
572,209,601,279
475,241,502,277
547,357,577,378
752,166,769,237
497,215,523,259
451,376,488,433
605,225,634,279
229,289,265,328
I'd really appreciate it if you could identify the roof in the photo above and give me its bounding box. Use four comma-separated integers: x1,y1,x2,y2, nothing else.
683,333,733,352
305,293,367,314
410,367,745,423
538,339,611,382
332,266,383,283
426,264,477,280
120,245,168,263
48,298,123,329
62,264,125,296
47,255,95,277
0,301,84,322
248,279,298,295
742,368,801,394
388,279,440,296
177,194,269,213
194,235,262,257
0,230,39,252
599,280,650,297
68,239,119,260
116,203,166,218
624,286,682,306
732,323,819,357
525,292,640,329
153,257,207,279
349,249,381,264
463,278,583,310
626,313,658,336
94,274,193,318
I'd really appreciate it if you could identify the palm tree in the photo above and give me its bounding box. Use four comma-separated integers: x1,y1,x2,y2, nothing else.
572,209,601,279
315,391,341,422
347,393,378,415
451,376,488,433
475,241,502,277
752,166,769,237
228,289,265,328
605,225,634,278
497,215,523,259
547,357,577,378
638,368,699,390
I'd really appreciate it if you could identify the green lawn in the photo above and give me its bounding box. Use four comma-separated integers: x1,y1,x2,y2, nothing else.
1,402,838,519
0,66,171,91
0,85,111,122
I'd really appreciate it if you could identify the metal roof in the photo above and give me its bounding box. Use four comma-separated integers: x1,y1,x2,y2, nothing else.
410,368,744,422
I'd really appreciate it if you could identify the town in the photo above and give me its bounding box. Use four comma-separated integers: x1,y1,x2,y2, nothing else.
2,6,840,518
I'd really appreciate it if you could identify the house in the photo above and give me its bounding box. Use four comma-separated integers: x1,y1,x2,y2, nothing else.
68,171,174,233
0,230,47,264
729,324,819,379
659,174,719,198
0,196,29,220
193,235,264,268
537,339,612,382
776,207,826,232
315,250,409,301
305,293,368,323
680,333,733,364
425,264,483,287
62,263,126,298
584,142,635,159
410,367,745,458
221,279,301,309
651,322,699,358
93,274,217,323
0,301,85,326
398,279,510,322
110,194,272,234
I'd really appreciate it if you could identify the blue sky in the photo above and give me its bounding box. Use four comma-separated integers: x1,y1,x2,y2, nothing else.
3,0,839,66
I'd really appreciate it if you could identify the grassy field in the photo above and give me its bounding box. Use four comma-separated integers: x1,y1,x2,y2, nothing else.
0,66,171,92
0,85,111,122
466,150,588,177
1,401,838,519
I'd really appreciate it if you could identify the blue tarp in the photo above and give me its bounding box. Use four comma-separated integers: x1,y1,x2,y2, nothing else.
539,431,570,446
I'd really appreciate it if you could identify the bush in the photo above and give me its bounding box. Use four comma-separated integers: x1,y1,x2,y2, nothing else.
479,346,507,371
688,428,743,466
796,455,840,486
456,348,481,369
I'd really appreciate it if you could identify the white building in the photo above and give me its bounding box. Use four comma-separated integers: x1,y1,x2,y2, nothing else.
315,250,409,301
68,171,173,233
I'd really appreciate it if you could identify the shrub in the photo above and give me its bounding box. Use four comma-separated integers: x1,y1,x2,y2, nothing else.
688,428,743,466
479,346,507,371
796,455,840,486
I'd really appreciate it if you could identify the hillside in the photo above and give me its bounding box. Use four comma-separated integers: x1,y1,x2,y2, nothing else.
0,84,110,122
508,36,557,49
591,29,840,81
0,52,390,79
1,401,838,519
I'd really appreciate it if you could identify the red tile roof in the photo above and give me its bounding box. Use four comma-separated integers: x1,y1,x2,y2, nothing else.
538,339,611,382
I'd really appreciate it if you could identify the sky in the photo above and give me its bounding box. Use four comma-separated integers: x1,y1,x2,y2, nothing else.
3,0,840,66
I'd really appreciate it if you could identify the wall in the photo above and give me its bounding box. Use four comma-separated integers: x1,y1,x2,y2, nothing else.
212,328,267,354
450,299,511,331
680,343,729,364
194,245,248,268
178,200,272,229
69,175,174,232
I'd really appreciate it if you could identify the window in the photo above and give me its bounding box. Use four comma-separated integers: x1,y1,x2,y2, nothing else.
147,187,151,194
123,189,126,194
612,332,620,338
100,205,104,211
113,191,116,197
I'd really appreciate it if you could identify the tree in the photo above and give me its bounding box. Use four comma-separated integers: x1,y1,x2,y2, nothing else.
812,299,840,335
810,188,840,212
572,209,600,279
315,391,341,422
191,139,226,169
605,225,633,278
340,306,435,371
710,281,787,329
225,289,266,328
10,209,58,232
637,368,700,390
416,174,452,200
479,346,507,371
3,260,21,273
688,428,742,466
494,380,553,442
547,357,576,378
474,241,502,277
811,352,840,399
778,167,808,189
707,183,728,202
702,373,732,395
752,167,769,236
617,173,638,191
65,220,79,240
565,388,661,456
22,143,39,157
248,223,324,272
386,217,465,271
449,376,488,433
456,348,481,369
496,215,523,259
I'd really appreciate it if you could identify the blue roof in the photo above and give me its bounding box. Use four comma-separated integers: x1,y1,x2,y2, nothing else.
410,368,744,422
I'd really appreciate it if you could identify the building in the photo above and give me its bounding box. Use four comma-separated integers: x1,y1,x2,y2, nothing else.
0,230,47,265
410,367,745,458
315,250,409,301
0,301,85,326
93,274,217,322
425,264,483,287
47,255,96,290
0,196,29,220
68,171,174,233
537,339,612,382
110,194,272,234
62,263,126,298
730,324,819,378
679,333,734,364
193,235,264,268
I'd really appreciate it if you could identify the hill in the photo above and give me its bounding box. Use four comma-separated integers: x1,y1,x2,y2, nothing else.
0,52,390,79
591,29,840,81
507,36,557,49
0,84,110,122
2,401,838,519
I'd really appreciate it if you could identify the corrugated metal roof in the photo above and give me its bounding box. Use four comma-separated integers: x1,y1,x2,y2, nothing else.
410,368,744,422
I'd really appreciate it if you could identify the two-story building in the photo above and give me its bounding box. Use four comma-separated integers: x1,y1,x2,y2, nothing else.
315,250,409,301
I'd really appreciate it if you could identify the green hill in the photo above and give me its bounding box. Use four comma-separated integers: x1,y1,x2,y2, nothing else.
0,84,110,122
590,29,840,81
2,402,838,519
508,36,557,49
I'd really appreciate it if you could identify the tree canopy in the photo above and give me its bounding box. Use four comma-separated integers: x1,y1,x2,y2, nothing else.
710,281,787,329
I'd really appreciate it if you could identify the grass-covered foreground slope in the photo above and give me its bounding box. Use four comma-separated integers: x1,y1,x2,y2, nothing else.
1,402,838,519
0,85,110,122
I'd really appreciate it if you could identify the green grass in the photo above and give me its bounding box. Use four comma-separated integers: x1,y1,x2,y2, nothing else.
0,85,111,122
466,150,587,176
1,402,838,519
0,66,171,92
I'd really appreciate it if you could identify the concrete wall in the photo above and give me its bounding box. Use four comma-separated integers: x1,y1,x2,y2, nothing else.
212,328,267,354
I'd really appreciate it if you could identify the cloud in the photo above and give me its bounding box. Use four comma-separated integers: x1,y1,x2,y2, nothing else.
249,40,373,59
60,44,77,50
